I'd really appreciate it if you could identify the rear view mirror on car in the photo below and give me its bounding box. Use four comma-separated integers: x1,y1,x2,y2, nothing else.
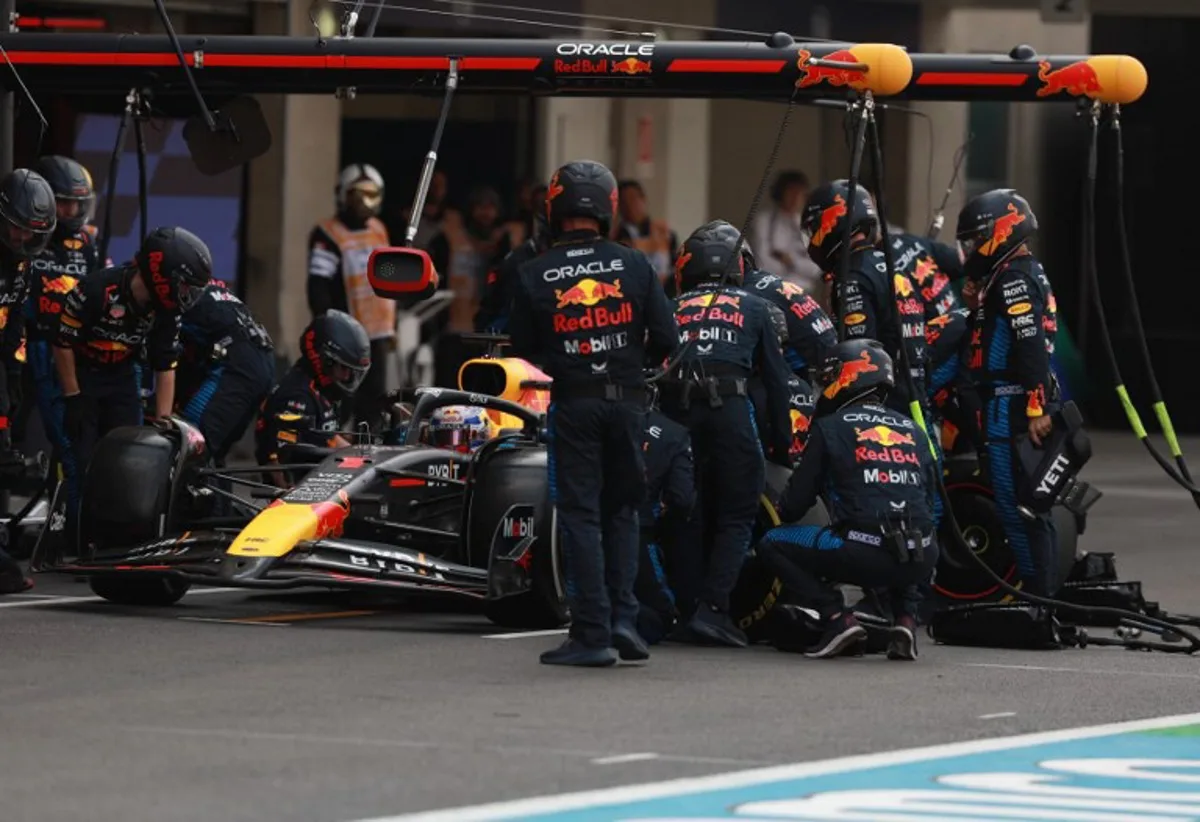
367,247,438,301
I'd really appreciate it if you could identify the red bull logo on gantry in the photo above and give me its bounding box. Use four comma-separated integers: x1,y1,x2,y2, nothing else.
795,48,868,91
612,57,652,75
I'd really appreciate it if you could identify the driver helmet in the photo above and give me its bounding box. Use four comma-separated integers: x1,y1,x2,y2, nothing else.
136,226,213,312
33,155,95,238
427,405,494,452
801,179,878,272
955,188,1037,285
300,310,372,397
815,339,895,417
0,169,56,258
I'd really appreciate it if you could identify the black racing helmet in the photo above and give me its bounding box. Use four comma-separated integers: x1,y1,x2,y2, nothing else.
545,160,618,240
816,338,895,415
697,219,757,273
137,227,213,312
0,169,56,258
33,155,95,237
801,179,878,272
956,188,1038,283
673,221,745,294
300,309,372,397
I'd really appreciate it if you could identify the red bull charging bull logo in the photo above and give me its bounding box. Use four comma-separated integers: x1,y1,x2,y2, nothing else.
811,195,847,248
42,275,77,295
1037,59,1104,99
978,203,1027,256
893,273,914,298
795,48,869,91
822,349,879,399
611,57,652,75
555,278,624,309
856,425,915,448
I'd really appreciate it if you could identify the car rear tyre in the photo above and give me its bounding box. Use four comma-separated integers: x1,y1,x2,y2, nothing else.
88,574,191,607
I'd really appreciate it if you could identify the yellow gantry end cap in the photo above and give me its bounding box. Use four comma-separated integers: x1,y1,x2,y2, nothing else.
1089,55,1148,104
848,43,913,97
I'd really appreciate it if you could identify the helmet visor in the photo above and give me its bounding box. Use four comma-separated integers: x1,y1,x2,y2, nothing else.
1,212,52,257
56,193,96,233
431,427,471,453
326,354,369,395
177,280,206,312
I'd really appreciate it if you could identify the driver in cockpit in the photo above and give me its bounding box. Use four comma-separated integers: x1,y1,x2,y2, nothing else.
421,405,495,453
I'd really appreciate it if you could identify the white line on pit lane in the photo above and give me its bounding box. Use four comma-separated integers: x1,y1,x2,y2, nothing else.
480,628,568,640
346,711,1200,822
591,752,661,765
0,587,239,609
978,712,1017,720
959,662,1200,681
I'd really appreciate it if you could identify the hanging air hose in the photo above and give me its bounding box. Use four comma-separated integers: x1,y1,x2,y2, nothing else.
845,92,1200,654
1101,105,1200,506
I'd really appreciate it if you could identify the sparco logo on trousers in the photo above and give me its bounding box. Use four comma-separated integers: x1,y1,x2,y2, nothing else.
543,258,625,282
564,332,628,355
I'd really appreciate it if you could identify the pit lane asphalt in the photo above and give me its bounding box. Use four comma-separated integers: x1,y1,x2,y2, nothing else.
3,431,1199,822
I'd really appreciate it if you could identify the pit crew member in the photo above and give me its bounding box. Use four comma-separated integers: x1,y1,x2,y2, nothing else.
662,222,792,648
958,188,1060,596
54,227,212,473
306,163,393,428
887,230,962,321
509,159,678,668
636,405,694,645
0,168,56,595
757,340,938,660
177,282,275,465
255,310,369,486
24,156,101,514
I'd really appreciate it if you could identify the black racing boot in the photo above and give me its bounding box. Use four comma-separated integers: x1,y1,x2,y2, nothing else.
887,614,918,661
805,612,868,659
686,602,748,648
540,638,618,668
611,623,650,661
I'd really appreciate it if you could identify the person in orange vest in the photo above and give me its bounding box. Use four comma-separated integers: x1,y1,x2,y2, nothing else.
306,163,394,429
616,180,677,285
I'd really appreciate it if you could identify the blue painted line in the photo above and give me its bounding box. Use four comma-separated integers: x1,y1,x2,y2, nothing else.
359,712,1200,822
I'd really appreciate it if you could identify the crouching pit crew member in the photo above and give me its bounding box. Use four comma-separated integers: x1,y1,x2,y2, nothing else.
255,310,370,487
177,282,275,465
636,400,695,644
54,228,212,467
957,188,1060,596
757,339,938,660
509,159,677,668
0,168,56,595
662,222,793,648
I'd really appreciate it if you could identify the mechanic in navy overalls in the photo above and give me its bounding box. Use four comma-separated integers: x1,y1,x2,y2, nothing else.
21,157,103,486
255,310,369,486
635,402,694,644
957,188,1060,596
177,282,275,466
757,339,938,661
508,159,678,668
804,180,944,521
661,222,793,649
0,168,57,595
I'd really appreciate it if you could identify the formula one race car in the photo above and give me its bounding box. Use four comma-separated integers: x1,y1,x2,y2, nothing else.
31,381,572,627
